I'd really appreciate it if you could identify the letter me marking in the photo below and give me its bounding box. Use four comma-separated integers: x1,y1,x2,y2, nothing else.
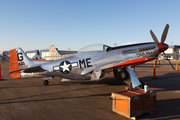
79,58,92,69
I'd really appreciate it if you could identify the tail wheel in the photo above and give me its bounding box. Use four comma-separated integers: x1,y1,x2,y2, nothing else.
43,80,49,85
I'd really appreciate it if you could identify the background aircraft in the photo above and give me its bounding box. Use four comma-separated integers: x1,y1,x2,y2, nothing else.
9,24,172,88
0,54,9,62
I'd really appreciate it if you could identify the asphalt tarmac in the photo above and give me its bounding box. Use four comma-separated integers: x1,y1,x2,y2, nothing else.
0,61,180,120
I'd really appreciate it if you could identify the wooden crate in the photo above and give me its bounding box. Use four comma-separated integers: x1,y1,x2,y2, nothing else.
111,89,156,119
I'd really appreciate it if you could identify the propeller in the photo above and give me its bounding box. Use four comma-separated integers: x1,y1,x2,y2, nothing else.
150,30,159,43
161,24,169,44
163,52,175,70
150,24,169,44
150,24,175,70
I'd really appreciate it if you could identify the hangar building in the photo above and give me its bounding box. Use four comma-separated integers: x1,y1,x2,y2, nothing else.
26,50,39,59
26,45,77,61
161,45,180,59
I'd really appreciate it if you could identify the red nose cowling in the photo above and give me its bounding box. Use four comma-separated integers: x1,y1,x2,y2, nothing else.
157,43,169,53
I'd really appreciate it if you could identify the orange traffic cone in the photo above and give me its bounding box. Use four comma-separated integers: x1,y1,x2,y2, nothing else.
0,65,1,80
153,61,156,79
176,62,178,71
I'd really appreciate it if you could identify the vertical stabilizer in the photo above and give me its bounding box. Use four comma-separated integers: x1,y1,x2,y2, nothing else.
49,45,61,57
9,48,33,78
47,45,61,60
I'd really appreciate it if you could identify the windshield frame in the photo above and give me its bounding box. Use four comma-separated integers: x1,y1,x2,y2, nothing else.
78,44,111,53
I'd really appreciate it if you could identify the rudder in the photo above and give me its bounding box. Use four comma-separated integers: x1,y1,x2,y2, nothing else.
9,48,33,78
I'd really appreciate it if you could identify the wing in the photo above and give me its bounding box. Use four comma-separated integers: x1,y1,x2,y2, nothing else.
82,57,156,88
81,57,157,75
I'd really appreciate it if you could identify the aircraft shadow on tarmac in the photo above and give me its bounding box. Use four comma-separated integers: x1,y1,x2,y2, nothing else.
1,75,180,120
61,77,126,86
1,72,180,120
0,76,126,89
0,92,112,105
139,72,180,92
138,72,180,120
138,98,180,120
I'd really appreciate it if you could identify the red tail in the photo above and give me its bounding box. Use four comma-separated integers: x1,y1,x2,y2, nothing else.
9,49,21,78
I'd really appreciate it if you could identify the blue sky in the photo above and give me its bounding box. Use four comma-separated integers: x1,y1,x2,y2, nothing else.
0,0,180,52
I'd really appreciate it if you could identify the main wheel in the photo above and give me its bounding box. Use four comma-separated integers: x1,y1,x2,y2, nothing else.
43,80,49,85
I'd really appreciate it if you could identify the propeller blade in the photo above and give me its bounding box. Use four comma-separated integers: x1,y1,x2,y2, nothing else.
163,52,175,70
161,24,169,44
167,59,175,70
150,30,159,43
163,52,168,59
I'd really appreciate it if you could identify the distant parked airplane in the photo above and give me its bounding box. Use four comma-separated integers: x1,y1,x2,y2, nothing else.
43,45,77,61
0,54,9,62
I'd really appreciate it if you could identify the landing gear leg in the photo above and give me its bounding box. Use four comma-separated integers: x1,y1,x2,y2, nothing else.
129,80,144,89
43,80,49,86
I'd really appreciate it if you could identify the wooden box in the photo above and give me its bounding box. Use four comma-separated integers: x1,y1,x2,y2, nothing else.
111,89,156,119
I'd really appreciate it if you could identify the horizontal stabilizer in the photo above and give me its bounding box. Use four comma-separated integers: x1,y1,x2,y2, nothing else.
23,66,46,73
61,78,71,82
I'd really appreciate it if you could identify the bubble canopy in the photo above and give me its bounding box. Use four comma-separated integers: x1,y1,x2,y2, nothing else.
78,44,111,53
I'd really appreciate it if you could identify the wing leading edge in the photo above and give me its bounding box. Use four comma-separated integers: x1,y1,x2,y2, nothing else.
81,57,157,76
111,57,157,68
81,57,157,88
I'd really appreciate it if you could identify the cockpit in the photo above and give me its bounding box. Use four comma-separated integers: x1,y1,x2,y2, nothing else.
78,44,111,53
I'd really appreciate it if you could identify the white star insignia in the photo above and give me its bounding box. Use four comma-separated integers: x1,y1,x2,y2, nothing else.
60,61,71,72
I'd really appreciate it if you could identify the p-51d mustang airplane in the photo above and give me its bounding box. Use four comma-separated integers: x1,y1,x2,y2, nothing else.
9,24,171,88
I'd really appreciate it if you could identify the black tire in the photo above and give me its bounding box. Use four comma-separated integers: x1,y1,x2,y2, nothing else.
43,80,49,85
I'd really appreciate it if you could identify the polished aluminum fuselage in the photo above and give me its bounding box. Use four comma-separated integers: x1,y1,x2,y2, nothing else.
21,42,159,80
